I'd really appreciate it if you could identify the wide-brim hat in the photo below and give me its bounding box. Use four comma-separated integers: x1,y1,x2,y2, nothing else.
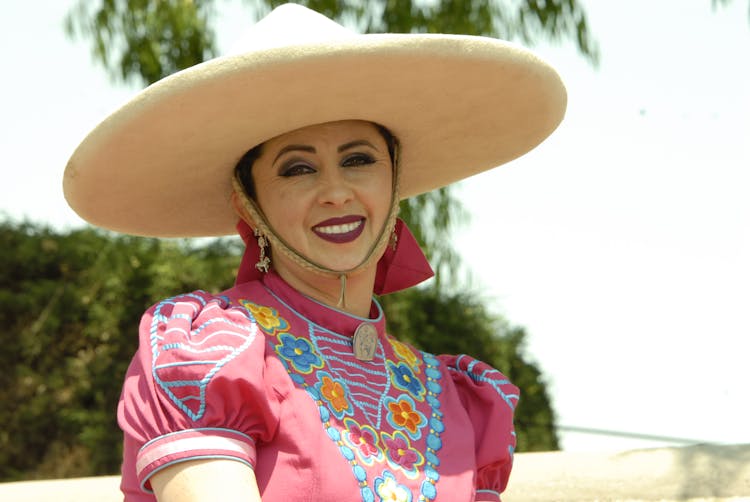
63,3,567,238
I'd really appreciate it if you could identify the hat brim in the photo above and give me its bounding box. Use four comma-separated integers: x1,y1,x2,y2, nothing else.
63,34,566,237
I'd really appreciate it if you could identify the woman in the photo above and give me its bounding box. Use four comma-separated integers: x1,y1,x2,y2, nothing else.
63,4,566,502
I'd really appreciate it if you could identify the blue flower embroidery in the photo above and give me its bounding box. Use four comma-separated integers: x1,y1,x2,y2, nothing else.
389,361,425,399
276,333,323,374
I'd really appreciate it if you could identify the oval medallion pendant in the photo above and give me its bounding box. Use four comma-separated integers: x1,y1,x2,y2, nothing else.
352,323,378,361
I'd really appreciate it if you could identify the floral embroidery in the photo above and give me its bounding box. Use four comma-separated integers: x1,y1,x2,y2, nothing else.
374,470,413,502
276,333,323,374
259,286,449,502
343,418,383,464
239,299,289,334
385,395,427,439
317,372,353,418
390,339,420,371
382,430,425,478
389,362,425,400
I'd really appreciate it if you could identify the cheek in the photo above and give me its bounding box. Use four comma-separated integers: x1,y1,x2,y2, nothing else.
263,188,313,233
373,172,393,213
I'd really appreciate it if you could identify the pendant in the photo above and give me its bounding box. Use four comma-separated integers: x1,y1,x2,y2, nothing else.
352,323,378,361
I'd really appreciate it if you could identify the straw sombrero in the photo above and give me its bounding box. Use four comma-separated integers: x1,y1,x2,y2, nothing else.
63,3,566,238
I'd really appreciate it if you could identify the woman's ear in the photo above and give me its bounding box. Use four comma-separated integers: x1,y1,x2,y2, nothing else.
231,191,257,229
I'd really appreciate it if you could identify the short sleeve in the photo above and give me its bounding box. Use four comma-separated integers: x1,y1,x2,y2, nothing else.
117,291,281,496
440,354,520,502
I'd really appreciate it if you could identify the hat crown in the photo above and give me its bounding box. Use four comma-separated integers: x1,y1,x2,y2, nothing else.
228,3,354,55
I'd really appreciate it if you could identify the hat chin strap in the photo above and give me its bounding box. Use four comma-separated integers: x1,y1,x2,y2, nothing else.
231,146,401,309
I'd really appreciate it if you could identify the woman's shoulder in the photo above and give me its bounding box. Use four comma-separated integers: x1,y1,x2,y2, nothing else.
130,282,283,422
139,280,273,330
138,281,282,349
436,354,520,412
383,336,513,384
439,353,511,381
140,286,261,336
382,337,518,407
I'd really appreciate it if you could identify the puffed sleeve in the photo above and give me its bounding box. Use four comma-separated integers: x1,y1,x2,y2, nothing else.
440,354,520,502
117,291,281,496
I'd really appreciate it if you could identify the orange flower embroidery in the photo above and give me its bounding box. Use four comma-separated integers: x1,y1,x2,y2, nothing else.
321,375,350,414
387,398,425,435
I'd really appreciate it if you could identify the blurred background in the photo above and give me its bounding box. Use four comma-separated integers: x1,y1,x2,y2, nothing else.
1,0,748,481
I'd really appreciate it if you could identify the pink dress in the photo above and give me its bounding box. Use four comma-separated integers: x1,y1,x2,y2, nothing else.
118,272,519,501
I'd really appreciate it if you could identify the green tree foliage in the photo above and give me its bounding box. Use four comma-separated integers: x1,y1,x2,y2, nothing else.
65,0,216,85
0,221,238,480
1,220,556,479
66,0,598,86
712,0,750,17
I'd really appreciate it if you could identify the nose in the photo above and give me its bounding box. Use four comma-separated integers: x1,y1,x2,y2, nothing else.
315,167,354,207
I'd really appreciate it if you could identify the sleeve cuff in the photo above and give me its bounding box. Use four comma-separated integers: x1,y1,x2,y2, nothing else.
137,428,257,491
475,489,501,502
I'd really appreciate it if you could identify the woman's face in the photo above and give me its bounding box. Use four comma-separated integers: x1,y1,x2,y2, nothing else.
251,120,393,273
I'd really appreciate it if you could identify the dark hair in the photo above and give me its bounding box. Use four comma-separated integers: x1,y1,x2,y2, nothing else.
233,123,397,200
234,143,264,199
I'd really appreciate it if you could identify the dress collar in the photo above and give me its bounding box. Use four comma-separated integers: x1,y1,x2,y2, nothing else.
261,271,386,338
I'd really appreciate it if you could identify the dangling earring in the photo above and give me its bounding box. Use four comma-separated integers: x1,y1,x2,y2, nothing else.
255,228,271,273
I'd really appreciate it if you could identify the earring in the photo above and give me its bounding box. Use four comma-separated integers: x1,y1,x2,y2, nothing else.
255,228,271,273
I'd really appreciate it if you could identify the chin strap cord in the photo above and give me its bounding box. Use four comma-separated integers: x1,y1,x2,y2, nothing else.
337,274,347,308
231,136,402,309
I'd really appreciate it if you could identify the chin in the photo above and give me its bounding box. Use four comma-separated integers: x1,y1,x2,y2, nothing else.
323,260,362,272
316,254,368,273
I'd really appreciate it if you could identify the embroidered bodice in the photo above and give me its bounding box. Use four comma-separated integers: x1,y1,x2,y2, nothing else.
118,272,519,502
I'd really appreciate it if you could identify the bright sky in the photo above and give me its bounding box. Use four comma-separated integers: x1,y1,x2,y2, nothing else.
2,0,748,452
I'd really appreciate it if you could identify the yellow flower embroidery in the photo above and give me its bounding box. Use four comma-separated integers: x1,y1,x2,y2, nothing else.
239,300,288,333
391,339,419,371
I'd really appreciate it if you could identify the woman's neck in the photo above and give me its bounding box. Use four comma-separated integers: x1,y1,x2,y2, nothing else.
271,262,377,318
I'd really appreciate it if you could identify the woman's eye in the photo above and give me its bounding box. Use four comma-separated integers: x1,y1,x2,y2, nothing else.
342,153,375,167
280,162,314,177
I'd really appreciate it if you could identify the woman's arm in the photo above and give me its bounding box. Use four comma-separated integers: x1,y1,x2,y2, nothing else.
151,458,261,502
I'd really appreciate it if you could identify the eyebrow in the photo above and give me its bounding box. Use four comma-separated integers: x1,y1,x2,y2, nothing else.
337,140,376,152
273,144,316,164
272,140,378,164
